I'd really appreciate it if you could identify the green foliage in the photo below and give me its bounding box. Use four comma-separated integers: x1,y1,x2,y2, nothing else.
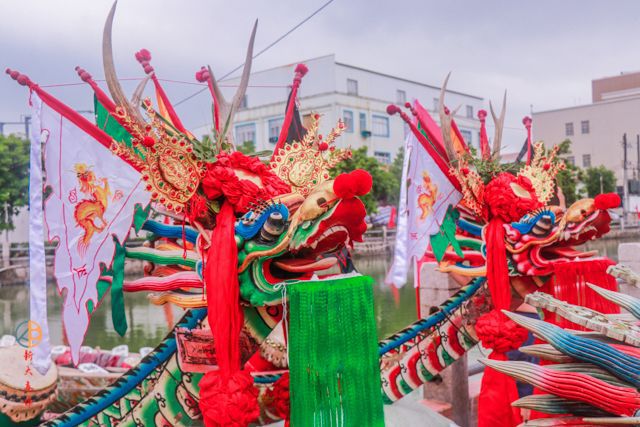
237,140,256,155
192,134,219,162
0,134,30,231
463,145,521,184
330,146,401,213
583,165,616,197
555,139,582,205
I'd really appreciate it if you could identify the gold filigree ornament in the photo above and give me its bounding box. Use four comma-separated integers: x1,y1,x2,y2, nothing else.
270,113,351,196
449,157,486,218
517,142,565,205
111,98,204,213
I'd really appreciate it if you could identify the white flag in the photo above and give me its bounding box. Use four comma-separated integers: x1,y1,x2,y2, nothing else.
33,94,151,363
385,132,461,288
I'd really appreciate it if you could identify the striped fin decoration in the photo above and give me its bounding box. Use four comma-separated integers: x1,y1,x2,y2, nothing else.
520,343,574,363
503,311,640,388
587,282,640,320
122,271,202,292
481,359,640,417
525,291,640,346
513,394,611,417
141,219,199,243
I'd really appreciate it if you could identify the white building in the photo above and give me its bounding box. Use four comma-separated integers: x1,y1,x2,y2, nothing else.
534,71,640,187
198,54,483,164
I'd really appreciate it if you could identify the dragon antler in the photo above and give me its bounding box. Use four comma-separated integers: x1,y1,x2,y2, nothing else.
205,20,258,147
489,91,507,161
438,72,460,163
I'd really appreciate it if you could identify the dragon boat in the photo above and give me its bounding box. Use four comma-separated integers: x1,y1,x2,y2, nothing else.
3,2,635,426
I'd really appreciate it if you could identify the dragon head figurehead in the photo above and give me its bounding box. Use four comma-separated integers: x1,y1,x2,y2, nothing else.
236,172,371,306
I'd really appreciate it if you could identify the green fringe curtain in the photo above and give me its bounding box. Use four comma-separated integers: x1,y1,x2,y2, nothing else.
288,275,385,426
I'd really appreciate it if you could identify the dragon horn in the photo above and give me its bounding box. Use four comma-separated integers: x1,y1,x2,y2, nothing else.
438,72,459,163
103,1,145,123
207,20,257,147
490,90,507,161
130,75,150,109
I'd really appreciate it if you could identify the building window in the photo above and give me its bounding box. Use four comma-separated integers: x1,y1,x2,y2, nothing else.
347,79,358,96
239,95,248,109
466,105,473,119
359,112,367,131
396,90,406,105
565,156,575,166
374,151,391,165
372,115,390,137
433,97,439,111
235,123,256,145
581,120,590,134
583,154,591,168
460,129,472,145
565,122,574,136
268,118,282,143
343,110,354,132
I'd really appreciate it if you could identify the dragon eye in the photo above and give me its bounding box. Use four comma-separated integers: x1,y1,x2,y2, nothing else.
259,211,286,242
316,197,327,206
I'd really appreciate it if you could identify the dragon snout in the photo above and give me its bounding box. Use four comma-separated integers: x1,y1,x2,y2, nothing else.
564,193,620,224
565,198,597,223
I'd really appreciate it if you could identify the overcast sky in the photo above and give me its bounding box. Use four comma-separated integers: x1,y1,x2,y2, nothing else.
2,1,640,151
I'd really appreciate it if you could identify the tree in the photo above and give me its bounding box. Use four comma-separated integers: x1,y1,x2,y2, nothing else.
0,134,30,231
330,146,401,213
583,165,616,197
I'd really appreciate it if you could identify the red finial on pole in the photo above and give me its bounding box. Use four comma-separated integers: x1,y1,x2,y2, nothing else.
5,68,35,88
478,109,490,160
523,116,533,165
273,63,309,154
134,49,154,75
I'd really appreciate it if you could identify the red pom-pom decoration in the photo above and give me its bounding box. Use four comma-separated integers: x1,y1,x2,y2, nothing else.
318,142,329,151
595,193,621,210
198,370,260,427
333,169,373,199
135,48,152,62
265,372,290,422
196,67,210,83
142,136,156,148
475,310,528,354
477,109,487,121
295,63,308,77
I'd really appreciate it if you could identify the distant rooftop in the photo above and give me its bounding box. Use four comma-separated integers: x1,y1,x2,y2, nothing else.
592,70,640,102
225,54,482,101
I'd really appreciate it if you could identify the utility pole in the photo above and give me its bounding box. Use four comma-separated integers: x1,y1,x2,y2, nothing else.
623,133,629,229
637,134,640,180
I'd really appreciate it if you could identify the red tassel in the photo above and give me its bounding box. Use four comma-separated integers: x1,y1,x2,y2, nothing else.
205,201,242,374
541,259,619,329
199,201,259,427
485,218,511,311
